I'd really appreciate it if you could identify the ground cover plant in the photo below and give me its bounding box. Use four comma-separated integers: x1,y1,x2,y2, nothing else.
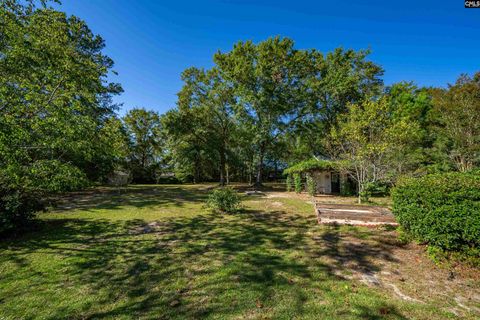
206,187,242,213
0,184,478,319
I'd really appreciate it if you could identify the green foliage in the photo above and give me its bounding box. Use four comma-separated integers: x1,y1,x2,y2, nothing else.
340,176,355,196
0,160,89,234
206,188,241,213
0,169,42,235
0,5,123,179
306,173,316,196
214,37,309,186
358,182,374,203
328,97,423,203
164,67,236,184
286,174,293,192
123,108,163,183
293,173,302,194
28,160,89,193
214,38,383,186
162,38,383,186
392,172,480,259
0,1,121,234
0,187,44,235
283,159,335,175
360,182,389,200
155,175,181,184
396,226,415,245
429,72,480,172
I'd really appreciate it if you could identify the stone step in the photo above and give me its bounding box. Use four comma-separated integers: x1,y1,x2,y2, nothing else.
315,203,397,226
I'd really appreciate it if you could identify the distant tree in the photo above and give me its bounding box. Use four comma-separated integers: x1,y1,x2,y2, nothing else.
273,48,383,167
328,98,422,203
430,72,480,172
162,67,220,183
175,67,237,185
214,37,314,187
307,47,384,128
384,82,432,176
123,109,163,183
162,108,213,183
96,116,130,175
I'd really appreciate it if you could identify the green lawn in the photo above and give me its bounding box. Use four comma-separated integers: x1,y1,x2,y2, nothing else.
0,185,478,319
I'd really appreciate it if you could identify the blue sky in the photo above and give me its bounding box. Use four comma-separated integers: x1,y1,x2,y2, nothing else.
57,0,479,115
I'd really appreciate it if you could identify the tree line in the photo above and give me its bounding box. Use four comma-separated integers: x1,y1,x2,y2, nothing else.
132,39,386,186
124,45,479,191
1,1,479,233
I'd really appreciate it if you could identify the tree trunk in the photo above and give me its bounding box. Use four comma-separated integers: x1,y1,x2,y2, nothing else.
248,159,253,185
193,154,201,184
226,163,230,185
219,146,226,186
254,145,265,189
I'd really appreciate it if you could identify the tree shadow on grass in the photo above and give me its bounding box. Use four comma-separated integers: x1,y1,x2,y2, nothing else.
52,185,210,212
1,207,408,319
312,223,401,275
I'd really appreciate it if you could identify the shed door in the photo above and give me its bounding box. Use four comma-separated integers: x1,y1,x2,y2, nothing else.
331,172,340,193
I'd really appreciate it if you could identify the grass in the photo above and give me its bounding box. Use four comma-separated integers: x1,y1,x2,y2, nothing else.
0,184,478,319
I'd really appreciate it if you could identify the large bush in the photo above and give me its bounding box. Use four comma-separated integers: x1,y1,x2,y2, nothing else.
392,171,480,257
0,186,44,235
206,188,241,213
0,170,44,235
0,161,89,235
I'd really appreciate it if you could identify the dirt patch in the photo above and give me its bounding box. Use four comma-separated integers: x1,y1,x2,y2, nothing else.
264,192,294,199
369,242,479,316
130,221,166,235
310,227,480,318
269,201,284,208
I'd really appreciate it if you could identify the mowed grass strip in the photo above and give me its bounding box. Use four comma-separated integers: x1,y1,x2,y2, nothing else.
0,185,476,319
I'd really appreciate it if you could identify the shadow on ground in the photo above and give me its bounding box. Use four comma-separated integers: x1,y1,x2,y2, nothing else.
52,185,210,211
1,187,405,319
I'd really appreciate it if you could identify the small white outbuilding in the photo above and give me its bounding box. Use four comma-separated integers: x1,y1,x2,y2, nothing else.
284,159,355,195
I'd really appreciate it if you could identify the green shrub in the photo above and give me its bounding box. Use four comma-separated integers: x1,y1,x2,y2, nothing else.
392,171,480,260
206,187,241,213
306,173,316,196
0,187,44,235
286,175,293,192
368,182,389,197
0,170,44,235
1,161,89,235
294,173,302,194
340,176,355,196
359,182,374,203
396,226,414,245
359,182,389,202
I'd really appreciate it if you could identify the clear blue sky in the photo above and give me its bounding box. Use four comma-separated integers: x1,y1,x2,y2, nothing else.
57,0,479,115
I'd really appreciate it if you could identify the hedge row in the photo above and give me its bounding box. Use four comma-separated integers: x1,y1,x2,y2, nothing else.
392,171,480,255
